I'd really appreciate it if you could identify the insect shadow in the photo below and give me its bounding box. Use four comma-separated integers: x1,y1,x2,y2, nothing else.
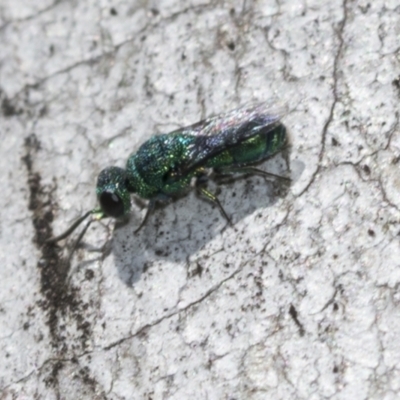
110,147,294,286
49,102,303,285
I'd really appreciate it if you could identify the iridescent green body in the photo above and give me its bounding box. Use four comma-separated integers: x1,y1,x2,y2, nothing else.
125,126,286,200
48,103,288,245
95,102,287,230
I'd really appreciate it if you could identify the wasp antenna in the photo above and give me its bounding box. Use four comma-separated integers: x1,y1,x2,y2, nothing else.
66,218,95,263
47,210,95,244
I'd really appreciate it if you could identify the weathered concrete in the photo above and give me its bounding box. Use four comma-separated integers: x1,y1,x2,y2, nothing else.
1,0,399,399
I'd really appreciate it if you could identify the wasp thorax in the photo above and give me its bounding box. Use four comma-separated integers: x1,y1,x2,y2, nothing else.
96,166,131,218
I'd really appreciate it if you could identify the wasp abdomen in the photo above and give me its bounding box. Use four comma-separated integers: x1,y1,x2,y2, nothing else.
205,124,286,170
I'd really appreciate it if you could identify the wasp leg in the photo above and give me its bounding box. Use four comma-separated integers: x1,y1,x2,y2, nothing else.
134,200,156,234
217,166,291,183
196,187,233,226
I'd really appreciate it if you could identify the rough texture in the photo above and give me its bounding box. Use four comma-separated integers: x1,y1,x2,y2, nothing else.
1,0,399,399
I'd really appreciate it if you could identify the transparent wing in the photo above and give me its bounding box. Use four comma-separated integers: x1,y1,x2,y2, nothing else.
169,101,287,178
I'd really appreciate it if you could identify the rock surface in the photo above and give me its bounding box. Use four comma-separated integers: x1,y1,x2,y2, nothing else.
1,1,399,399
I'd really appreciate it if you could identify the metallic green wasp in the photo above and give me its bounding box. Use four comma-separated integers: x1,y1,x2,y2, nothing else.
49,102,289,244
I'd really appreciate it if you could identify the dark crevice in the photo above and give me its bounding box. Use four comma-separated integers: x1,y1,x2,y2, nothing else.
289,304,305,336
1,89,24,117
298,0,349,197
21,134,99,393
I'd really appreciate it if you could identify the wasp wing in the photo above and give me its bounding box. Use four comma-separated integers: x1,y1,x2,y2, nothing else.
169,102,287,179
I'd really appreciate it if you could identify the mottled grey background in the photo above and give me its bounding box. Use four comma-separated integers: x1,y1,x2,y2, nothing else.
1,0,400,399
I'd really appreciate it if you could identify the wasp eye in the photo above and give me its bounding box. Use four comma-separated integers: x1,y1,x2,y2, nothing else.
99,190,125,218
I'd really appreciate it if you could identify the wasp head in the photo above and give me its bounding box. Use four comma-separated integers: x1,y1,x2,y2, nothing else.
96,167,131,218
